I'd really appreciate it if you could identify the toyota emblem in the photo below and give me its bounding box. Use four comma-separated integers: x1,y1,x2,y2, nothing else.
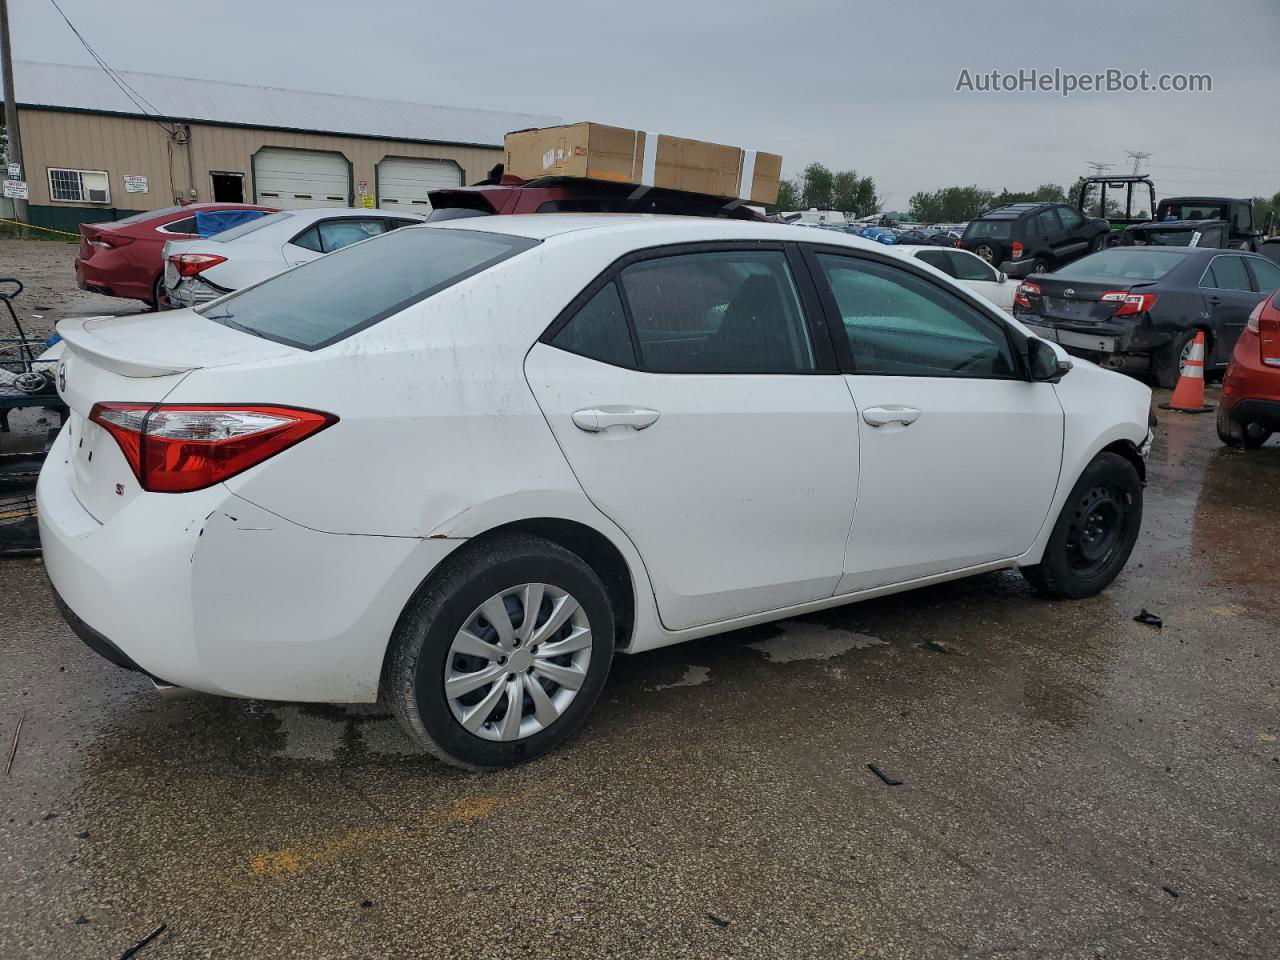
57,361,67,393
1064,288,1075,298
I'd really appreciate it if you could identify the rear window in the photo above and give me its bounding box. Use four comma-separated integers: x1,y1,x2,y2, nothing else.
198,227,538,350
210,211,294,241
111,205,191,226
964,220,1013,240
1055,249,1185,281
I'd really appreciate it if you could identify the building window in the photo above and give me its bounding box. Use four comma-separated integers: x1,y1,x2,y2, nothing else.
48,168,111,204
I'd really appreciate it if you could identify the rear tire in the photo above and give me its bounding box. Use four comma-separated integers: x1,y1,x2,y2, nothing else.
1021,452,1143,599
1217,405,1272,448
150,276,166,312
384,533,615,770
1090,234,1109,253
1153,328,1204,390
1030,258,1049,274
972,242,1000,264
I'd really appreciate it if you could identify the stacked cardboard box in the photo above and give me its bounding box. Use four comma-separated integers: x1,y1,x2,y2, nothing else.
505,123,782,205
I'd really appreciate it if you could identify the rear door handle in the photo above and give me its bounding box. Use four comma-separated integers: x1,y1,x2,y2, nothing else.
1206,296,1222,306
572,406,661,433
862,405,921,428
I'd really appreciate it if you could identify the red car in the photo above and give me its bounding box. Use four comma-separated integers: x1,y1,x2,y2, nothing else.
75,203,276,308
1218,291,1280,448
427,170,768,222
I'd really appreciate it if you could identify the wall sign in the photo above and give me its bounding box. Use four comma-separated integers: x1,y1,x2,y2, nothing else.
3,180,28,200
6,163,20,179
124,175,149,193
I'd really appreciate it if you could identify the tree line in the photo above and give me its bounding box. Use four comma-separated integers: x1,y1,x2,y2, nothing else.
771,162,881,217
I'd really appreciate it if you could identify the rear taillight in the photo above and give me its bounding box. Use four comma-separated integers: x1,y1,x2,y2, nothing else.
168,253,227,277
1011,241,1024,259
1100,290,1157,317
1014,281,1041,309
1255,296,1280,367
89,403,337,493
87,233,134,249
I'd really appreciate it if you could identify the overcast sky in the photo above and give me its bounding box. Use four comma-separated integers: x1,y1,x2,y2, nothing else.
12,0,1280,208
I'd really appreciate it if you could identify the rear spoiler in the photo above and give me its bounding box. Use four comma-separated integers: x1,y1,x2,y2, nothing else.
57,317,195,378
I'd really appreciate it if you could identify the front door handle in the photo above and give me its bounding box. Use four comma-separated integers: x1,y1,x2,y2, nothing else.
1206,296,1222,306
572,406,661,433
862,405,921,428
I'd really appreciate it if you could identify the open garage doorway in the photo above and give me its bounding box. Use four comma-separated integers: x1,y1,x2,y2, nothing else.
211,172,245,203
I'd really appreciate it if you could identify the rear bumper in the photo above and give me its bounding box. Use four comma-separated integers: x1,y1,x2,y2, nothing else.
37,426,463,702
167,277,230,309
1017,314,1170,367
1222,347,1280,429
999,257,1038,278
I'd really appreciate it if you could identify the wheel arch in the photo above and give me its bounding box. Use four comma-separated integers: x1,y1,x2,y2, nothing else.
1101,438,1146,484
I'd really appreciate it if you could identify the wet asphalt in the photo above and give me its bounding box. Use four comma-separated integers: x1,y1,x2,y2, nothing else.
1,385,1278,959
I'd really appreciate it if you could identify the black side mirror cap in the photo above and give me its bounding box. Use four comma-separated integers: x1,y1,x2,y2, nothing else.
1028,336,1072,383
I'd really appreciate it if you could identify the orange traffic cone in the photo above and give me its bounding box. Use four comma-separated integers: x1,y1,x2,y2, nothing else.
1159,331,1214,413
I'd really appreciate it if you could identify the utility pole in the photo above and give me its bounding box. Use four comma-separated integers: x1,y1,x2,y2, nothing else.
0,0,29,232
1126,151,1152,176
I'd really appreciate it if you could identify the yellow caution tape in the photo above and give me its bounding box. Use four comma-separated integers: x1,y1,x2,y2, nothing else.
0,218,81,239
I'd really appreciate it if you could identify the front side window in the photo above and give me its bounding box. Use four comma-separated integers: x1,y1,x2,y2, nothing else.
48,168,110,204
199,227,537,350
815,254,1016,378
1202,256,1252,292
618,250,816,374
950,250,998,282
1246,257,1280,294
1057,206,1083,231
317,218,386,252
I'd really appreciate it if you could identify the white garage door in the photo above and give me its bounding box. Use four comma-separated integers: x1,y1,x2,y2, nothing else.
254,148,350,209
376,158,461,213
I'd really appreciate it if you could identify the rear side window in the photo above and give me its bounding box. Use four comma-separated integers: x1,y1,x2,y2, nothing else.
1057,206,1083,230
1035,209,1062,235
618,251,816,373
1203,256,1252,292
158,216,198,235
552,282,636,368
317,218,386,252
199,227,538,350
915,249,957,277
950,251,997,282
1247,257,1280,293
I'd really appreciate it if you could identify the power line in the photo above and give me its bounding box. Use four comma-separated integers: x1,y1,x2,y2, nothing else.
46,0,179,137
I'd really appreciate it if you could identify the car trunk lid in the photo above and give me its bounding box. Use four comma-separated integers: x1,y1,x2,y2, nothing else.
1025,276,1148,324
56,312,296,523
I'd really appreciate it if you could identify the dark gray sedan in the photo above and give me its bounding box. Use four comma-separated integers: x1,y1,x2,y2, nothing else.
1013,246,1280,387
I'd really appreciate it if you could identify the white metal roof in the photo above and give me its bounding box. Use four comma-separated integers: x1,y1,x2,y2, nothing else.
11,60,559,148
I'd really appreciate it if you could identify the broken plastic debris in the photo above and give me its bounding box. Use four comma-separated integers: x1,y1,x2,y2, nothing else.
867,762,904,786
1133,609,1163,629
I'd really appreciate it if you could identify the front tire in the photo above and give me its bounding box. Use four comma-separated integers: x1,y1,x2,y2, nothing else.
1021,452,1143,599
1090,234,1109,253
384,533,615,770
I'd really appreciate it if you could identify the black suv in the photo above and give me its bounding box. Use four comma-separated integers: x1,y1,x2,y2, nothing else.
961,203,1110,278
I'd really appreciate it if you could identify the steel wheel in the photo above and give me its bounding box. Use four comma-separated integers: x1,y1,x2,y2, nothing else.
1064,483,1126,578
445,583,592,742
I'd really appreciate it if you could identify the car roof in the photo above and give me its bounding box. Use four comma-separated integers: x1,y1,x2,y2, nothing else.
427,213,887,250
275,207,427,225
977,203,1055,219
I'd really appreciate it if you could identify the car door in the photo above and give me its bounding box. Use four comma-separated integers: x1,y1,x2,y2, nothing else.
803,248,1063,593
1200,255,1262,364
524,243,859,631
1054,205,1092,263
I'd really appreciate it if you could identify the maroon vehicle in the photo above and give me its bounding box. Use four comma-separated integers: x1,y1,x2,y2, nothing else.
75,203,277,308
427,169,769,222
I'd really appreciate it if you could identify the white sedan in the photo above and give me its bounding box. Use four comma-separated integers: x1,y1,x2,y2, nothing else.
162,207,426,308
888,244,1020,311
40,216,1153,769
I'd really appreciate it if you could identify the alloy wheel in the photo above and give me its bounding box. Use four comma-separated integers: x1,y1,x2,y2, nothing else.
1178,336,1197,375
444,583,592,742
974,244,995,263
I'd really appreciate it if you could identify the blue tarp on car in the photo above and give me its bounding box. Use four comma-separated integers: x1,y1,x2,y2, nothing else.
195,210,268,237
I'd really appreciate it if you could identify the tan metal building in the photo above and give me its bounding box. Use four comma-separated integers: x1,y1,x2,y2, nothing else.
8,61,557,232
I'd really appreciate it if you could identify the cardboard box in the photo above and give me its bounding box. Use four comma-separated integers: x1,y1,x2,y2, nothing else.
504,123,782,205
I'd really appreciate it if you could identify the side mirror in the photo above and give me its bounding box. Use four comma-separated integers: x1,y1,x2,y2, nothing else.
1028,336,1072,383
997,271,1008,283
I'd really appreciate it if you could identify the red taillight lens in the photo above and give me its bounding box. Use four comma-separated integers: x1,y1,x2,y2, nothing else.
89,403,337,493
1257,296,1280,367
168,253,227,277
1011,241,1024,259
87,232,134,249
1100,290,1158,317
1014,281,1041,309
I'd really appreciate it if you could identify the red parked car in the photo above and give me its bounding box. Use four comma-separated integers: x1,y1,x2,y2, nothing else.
426,170,768,222
1218,291,1280,448
75,203,276,308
